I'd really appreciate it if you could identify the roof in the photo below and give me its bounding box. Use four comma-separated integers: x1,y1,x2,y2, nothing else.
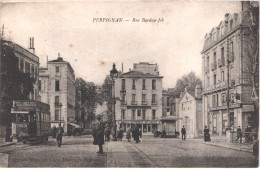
119,71,163,78
179,89,202,102
48,57,66,63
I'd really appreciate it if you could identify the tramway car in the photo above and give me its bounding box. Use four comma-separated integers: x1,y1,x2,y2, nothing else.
11,100,51,144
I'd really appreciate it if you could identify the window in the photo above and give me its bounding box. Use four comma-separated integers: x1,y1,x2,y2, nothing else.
216,94,219,107
132,79,136,89
25,62,30,73
142,94,146,102
212,95,215,107
55,80,60,91
213,32,216,41
222,93,226,105
20,58,24,72
56,66,59,73
55,109,59,121
31,64,34,78
152,80,156,89
132,94,136,102
182,104,184,110
214,52,216,64
39,80,41,91
206,56,209,70
132,110,136,120
35,67,38,80
167,97,170,106
137,110,141,116
152,110,156,120
221,71,225,82
230,20,233,29
55,96,59,106
221,26,224,35
122,79,125,89
207,77,210,86
152,94,156,103
214,74,216,85
142,110,146,120
230,93,235,103
142,79,146,89
121,109,125,120
167,108,170,112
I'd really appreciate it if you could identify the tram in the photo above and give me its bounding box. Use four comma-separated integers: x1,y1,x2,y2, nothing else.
11,100,51,144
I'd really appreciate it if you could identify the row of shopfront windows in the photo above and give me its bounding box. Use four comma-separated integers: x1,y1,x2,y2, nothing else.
121,109,156,120
119,123,158,133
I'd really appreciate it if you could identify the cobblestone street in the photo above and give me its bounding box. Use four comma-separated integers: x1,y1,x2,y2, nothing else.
0,136,258,167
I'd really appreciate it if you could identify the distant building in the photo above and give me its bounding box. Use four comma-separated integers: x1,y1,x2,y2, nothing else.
39,55,76,133
0,39,40,137
178,85,203,138
114,62,163,134
201,2,258,135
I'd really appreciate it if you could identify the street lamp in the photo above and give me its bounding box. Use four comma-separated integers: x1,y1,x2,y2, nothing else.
110,63,119,141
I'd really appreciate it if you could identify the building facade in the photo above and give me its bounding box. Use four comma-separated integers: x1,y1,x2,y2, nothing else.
178,86,203,138
114,62,163,134
0,39,39,137
201,4,258,136
39,55,76,133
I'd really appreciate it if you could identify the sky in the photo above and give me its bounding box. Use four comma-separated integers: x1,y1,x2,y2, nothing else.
0,1,241,88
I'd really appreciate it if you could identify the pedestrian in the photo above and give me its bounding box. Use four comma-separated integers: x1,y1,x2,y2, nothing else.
126,127,131,142
203,125,211,142
56,123,64,148
139,128,142,142
95,117,105,154
234,126,242,143
5,125,11,142
120,128,124,141
133,126,140,143
181,125,186,141
52,125,56,139
104,125,110,141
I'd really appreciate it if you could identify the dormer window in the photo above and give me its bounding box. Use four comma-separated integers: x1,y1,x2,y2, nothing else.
230,20,233,30
56,66,59,73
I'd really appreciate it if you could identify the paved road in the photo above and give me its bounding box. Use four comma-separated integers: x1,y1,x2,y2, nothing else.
0,136,258,167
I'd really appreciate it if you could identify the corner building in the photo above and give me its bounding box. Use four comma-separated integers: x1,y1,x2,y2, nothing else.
115,62,163,134
201,5,258,136
39,56,76,133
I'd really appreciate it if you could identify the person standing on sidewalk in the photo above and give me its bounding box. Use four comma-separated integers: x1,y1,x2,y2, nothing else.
126,127,131,142
52,125,57,139
181,125,186,141
104,124,110,141
95,117,105,154
133,126,140,143
5,126,11,142
234,126,242,143
139,128,142,142
56,123,64,148
203,125,211,142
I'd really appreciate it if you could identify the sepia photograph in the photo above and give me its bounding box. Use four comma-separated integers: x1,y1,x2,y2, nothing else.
0,0,259,168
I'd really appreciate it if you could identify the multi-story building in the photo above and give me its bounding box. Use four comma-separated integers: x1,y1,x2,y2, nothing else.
178,85,203,138
201,2,258,136
0,38,40,137
114,62,163,134
39,55,76,133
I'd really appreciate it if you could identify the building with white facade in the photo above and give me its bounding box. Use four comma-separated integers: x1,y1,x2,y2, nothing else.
39,55,76,132
114,62,163,134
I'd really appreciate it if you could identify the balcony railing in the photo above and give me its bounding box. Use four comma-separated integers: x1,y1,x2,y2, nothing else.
131,101,137,105
218,57,225,67
141,101,148,105
151,101,158,105
211,62,217,70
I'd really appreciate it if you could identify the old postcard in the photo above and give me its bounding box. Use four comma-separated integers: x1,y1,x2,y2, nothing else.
0,0,259,168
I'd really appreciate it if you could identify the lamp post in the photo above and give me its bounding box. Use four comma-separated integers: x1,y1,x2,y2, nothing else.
110,63,119,141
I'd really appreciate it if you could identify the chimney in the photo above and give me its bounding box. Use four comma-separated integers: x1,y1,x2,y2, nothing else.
122,63,124,73
29,37,35,54
195,84,202,98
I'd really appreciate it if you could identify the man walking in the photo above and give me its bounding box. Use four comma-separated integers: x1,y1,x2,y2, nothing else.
181,125,186,141
95,117,105,154
56,123,64,148
52,125,56,139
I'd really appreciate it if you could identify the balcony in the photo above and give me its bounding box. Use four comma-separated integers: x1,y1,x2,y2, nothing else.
151,101,158,105
211,62,217,70
141,101,148,105
218,58,225,67
131,101,137,105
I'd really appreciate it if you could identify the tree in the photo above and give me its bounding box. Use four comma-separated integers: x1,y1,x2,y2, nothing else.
173,72,202,97
1,40,35,126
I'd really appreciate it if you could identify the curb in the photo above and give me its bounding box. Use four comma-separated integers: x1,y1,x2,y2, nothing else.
205,142,253,153
0,142,16,148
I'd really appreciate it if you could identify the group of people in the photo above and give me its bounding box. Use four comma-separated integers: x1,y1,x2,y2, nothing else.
181,125,211,142
51,123,64,148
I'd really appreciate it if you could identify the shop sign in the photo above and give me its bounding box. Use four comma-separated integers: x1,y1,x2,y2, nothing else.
13,101,36,107
242,105,254,112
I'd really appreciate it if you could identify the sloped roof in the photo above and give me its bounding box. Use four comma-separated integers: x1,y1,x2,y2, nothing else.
48,57,66,62
119,71,163,78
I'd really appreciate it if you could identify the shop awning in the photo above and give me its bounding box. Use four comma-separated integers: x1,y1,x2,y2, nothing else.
68,123,81,128
159,116,180,121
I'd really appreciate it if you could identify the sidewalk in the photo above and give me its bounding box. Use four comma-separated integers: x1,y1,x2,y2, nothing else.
0,138,16,147
204,136,253,153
